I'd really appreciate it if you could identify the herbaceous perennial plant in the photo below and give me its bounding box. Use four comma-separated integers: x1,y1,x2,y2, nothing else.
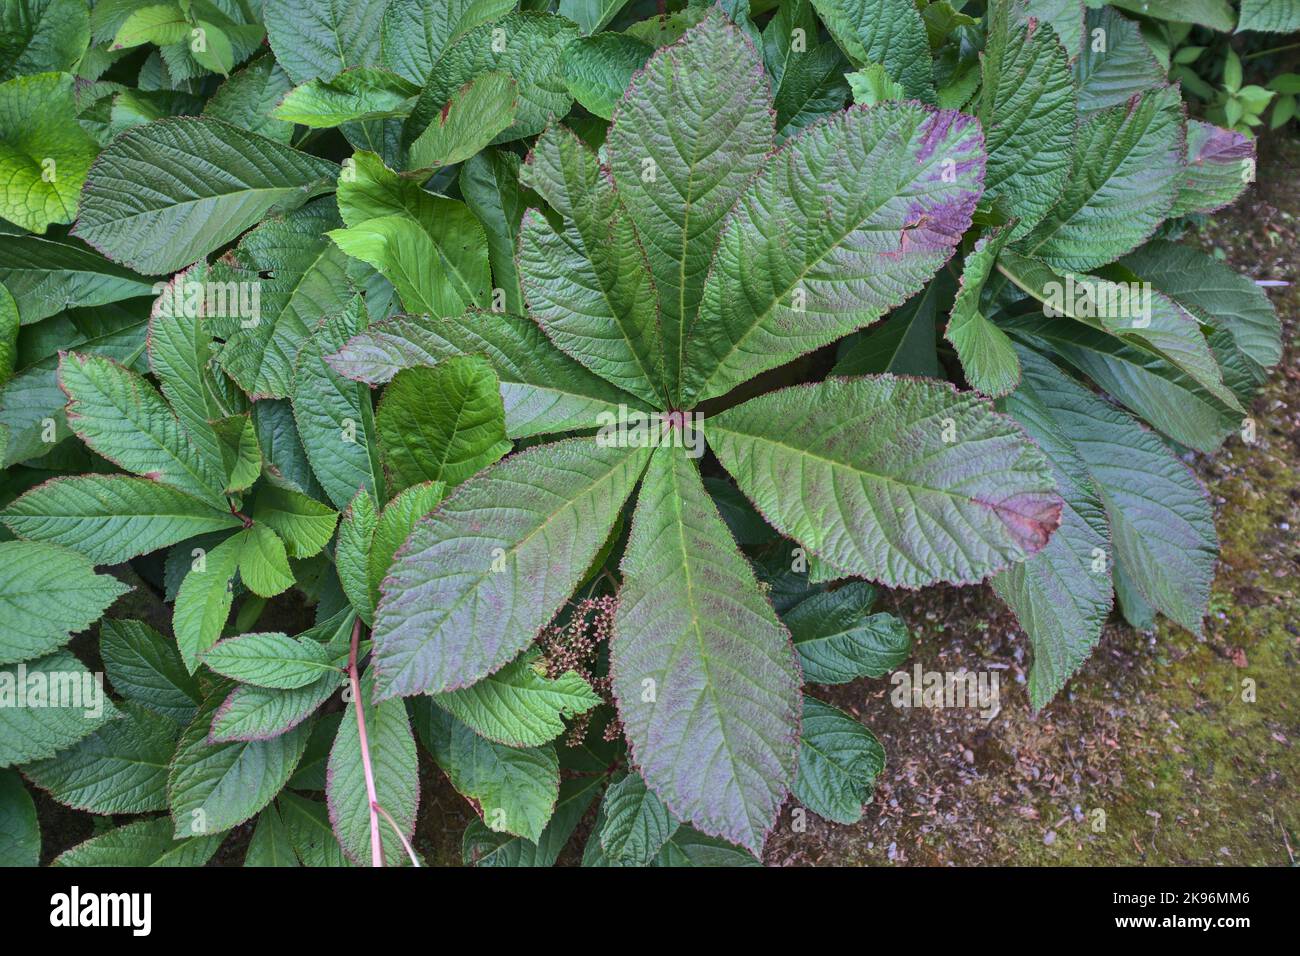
0,0,1285,865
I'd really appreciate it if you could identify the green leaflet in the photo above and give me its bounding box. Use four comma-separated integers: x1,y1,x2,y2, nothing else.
273,68,419,128
560,32,652,121
1,0,90,82
244,804,300,866
558,0,631,34
433,651,601,748
1237,0,1300,33
100,618,202,723
810,0,935,100
978,1,1076,238
209,671,342,743
1172,121,1255,218
832,271,954,378
335,488,377,625
459,149,536,316
792,696,884,825
277,791,352,866
407,71,517,170
212,414,262,494
1109,0,1234,32
0,769,39,866
0,234,154,325
381,0,516,85
1012,348,1216,637
785,582,912,685
53,816,223,867
0,72,98,233
1072,7,1165,113
237,523,294,598
368,480,445,603
992,355,1113,709
708,377,1061,589
325,310,646,439
605,13,774,403
946,226,1021,398
326,672,418,865
518,124,665,408
465,774,602,867
375,358,511,496
417,702,558,843
599,772,678,866
168,687,312,838
203,632,337,689
173,530,243,671
251,484,338,558
292,297,384,510
682,101,985,404
611,443,801,856
0,650,120,768
0,539,129,665
0,285,13,387
23,701,178,814
1015,84,1183,272
72,117,338,275
762,0,850,138
403,11,577,149
262,0,385,85
1013,1,1084,59
202,54,296,143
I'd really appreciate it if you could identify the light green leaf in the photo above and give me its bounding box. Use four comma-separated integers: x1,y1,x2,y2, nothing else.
100,618,202,723
203,632,337,689
810,0,934,100
946,226,1021,398
244,804,300,866
335,488,377,625
408,71,517,170
0,540,128,665
109,4,188,49
209,671,341,743
381,0,516,85
272,67,419,128
0,650,119,768
1,0,90,82
792,696,884,824
173,530,243,672
252,484,338,558
237,523,294,599
368,480,445,603
465,774,602,866
1108,0,1234,32
786,582,911,685
561,32,652,121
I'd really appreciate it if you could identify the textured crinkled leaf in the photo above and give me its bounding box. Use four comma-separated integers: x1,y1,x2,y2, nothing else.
946,226,1021,398
405,12,576,148
0,235,153,325
978,2,1076,238
682,103,984,404
372,438,650,698
408,71,517,170
212,197,355,400
168,688,311,837
251,399,326,500
202,54,295,143
376,358,510,496
433,651,600,748
292,298,383,510
419,703,558,842
245,804,299,866
810,0,934,100
203,632,336,689
52,816,222,867
606,14,774,402
1238,0,1300,33
1,0,89,81
708,377,1061,589
465,774,601,867
100,618,201,723
252,485,338,558
212,414,262,494
518,125,665,408
992,354,1112,709
1013,348,1215,636
335,489,376,624
327,674,418,865
1013,0,1084,58
1171,120,1255,218
561,32,652,121
262,0,384,84
59,351,227,508
327,310,645,439
651,823,758,867
792,696,883,824
72,117,338,275
273,68,418,128
237,524,294,599
0,769,39,866
0,650,119,768
762,0,850,138
368,480,445,603
0,72,97,233
786,582,911,685
0,540,127,665
1071,6,1164,112
24,701,177,814
380,0,515,85
173,530,242,672
599,771,678,866
209,672,342,743
611,444,800,856
1016,85,1182,272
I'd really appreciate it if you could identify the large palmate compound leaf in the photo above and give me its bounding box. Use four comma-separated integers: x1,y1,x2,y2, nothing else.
326,310,646,439
518,124,665,408
978,0,1076,239
1015,85,1182,273
0,235,154,326
0,650,119,768
1011,349,1216,637
991,354,1113,709
380,0,515,85
0,540,128,665
681,103,985,405
605,13,774,402
58,351,228,509
810,0,935,101
371,437,651,699
708,377,1061,589
262,0,385,84
0,72,98,234
611,443,801,856
73,118,338,275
